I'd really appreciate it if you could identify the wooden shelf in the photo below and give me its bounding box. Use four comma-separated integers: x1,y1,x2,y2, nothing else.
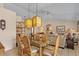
16,21,25,34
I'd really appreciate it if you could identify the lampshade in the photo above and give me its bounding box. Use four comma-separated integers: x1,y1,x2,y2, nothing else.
39,26,44,33
32,16,42,27
24,18,32,29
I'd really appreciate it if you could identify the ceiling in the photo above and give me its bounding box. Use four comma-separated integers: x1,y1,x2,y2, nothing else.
0,3,79,20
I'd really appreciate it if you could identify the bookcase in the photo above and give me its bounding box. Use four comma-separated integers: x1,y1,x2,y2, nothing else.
16,21,25,34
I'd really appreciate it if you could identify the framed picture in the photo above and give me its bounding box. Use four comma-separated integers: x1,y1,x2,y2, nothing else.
56,25,65,34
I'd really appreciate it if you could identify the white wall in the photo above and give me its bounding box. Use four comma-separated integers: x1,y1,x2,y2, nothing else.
0,7,16,51
43,19,77,32
41,3,77,32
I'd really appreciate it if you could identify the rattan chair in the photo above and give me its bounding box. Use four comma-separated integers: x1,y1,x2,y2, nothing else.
16,34,39,56
31,33,48,56
42,35,60,56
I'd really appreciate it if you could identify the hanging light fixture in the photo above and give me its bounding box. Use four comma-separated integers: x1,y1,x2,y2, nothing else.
32,16,42,27
24,18,32,29
32,4,42,34
24,4,32,29
32,4,42,27
39,26,44,33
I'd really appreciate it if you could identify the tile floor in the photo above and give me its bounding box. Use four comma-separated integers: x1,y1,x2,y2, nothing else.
4,45,79,56
57,45,79,56
5,48,18,56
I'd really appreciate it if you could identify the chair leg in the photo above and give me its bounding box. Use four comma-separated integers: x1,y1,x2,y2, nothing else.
39,47,42,56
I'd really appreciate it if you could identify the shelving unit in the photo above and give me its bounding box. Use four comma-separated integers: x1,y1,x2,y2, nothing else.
16,21,25,34
56,25,65,35
16,21,26,47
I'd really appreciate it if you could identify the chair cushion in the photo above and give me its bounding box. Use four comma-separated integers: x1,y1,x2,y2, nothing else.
45,45,55,51
31,46,39,53
43,46,54,56
43,49,54,56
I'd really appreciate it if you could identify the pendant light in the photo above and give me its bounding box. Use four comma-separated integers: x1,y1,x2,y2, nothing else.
24,18,32,29
32,16,42,27
24,4,32,29
32,4,42,27
39,26,44,33
32,4,42,34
